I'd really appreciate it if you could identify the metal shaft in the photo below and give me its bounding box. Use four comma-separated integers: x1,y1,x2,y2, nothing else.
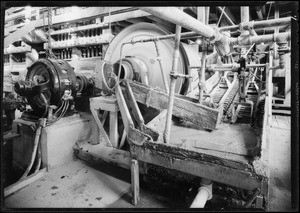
163,24,182,144
241,6,250,23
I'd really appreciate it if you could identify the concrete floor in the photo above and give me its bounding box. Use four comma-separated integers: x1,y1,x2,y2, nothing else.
268,115,291,211
3,115,292,210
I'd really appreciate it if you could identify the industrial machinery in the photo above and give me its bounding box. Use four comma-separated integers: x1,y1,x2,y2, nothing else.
2,3,295,210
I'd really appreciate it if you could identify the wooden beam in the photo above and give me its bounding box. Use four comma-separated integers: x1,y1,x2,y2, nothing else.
74,141,132,170
4,21,35,48
4,168,47,197
128,128,268,193
115,85,134,134
90,108,113,147
218,74,239,112
128,81,221,130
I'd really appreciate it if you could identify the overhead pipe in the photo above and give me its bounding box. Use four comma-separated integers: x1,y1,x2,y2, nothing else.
198,7,209,104
140,7,216,38
219,17,291,32
241,6,250,23
230,32,290,46
163,24,182,144
139,7,231,56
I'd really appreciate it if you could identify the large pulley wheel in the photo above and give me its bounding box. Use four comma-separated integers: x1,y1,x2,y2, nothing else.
14,58,76,115
104,22,201,94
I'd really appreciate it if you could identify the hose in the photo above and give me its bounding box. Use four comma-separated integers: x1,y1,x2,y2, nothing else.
33,142,41,173
19,118,45,180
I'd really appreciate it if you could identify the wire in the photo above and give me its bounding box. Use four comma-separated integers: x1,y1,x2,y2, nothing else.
40,93,49,118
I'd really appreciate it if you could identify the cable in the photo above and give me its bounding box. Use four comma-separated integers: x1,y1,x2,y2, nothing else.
19,119,44,180
40,93,49,118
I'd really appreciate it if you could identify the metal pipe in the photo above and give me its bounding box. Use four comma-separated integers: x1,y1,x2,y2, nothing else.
230,32,291,45
139,7,216,39
163,24,182,144
219,17,291,32
267,50,273,125
198,7,208,104
241,6,250,23
124,31,202,45
274,2,279,59
190,178,213,208
154,40,169,94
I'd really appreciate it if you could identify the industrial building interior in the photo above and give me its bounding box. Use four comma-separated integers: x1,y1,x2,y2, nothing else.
1,2,299,211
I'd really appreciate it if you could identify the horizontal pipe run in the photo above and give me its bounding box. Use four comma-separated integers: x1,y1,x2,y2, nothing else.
207,63,267,72
230,32,291,45
123,31,202,45
219,17,291,32
139,7,216,39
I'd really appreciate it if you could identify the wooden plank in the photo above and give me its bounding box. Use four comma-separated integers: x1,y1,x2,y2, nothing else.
90,97,118,112
4,168,47,197
130,144,266,192
90,108,112,147
186,71,221,100
131,159,140,205
74,141,132,170
128,126,253,171
115,85,134,134
3,132,21,142
146,110,167,143
218,74,238,109
128,81,221,130
103,10,150,23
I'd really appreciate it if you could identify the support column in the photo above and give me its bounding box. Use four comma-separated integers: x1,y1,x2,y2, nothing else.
109,111,118,148
131,159,140,205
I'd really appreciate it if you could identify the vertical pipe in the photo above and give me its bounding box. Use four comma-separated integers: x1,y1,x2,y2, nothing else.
9,53,13,72
241,6,250,23
154,40,169,94
198,7,209,104
274,2,279,59
163,24,182,144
